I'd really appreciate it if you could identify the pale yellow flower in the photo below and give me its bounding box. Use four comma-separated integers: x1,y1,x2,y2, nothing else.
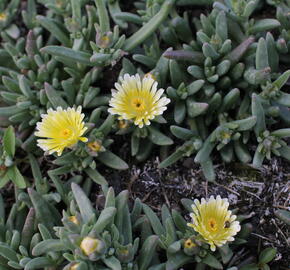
108,74,170,128
35,106,87,156
187,196,241,251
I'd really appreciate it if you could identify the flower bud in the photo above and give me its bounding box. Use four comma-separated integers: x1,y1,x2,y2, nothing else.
87,141,103,152
70,263,80,270
0,12,7,21
116,246,134,263
118,120,128,129
0,165,7,176
68,216,79,225
183,238,200,256
80,237,102,256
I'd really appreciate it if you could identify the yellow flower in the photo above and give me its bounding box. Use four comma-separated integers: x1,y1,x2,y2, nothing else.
108,74,170,128
187,196,241,251
80,237,100,256
35,106,88,156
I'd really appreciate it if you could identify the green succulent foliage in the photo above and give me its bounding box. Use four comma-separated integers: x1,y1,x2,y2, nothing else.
176,0,214,6
213,0,280,36
0,0,21,42
164,116,257,181
274,209,290,225
0,31,66,131
39,0,175,64
164,12,256,124
0,188,63,270
115,121,174,162
0,126,26,188
272,0,290,65
27,183,163,270
240,247,277,270
155,3,290,181
266,0,287,6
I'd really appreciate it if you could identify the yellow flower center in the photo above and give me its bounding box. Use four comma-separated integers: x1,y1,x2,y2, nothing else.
208,218,218,231
132,98,145,111
87,141,102,152
68,216,79,225
184,239,196,249
0,13,7,21
60,128,71,138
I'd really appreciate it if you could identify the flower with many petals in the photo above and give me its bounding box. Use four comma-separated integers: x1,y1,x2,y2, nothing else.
187,196,241,251
35,106,87,156
108,74,170,128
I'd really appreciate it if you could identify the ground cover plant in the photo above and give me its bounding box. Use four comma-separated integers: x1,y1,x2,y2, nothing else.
0,0,289,269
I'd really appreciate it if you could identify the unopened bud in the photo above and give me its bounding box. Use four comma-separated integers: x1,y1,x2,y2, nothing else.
68,216,79,225
80,237,100,256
